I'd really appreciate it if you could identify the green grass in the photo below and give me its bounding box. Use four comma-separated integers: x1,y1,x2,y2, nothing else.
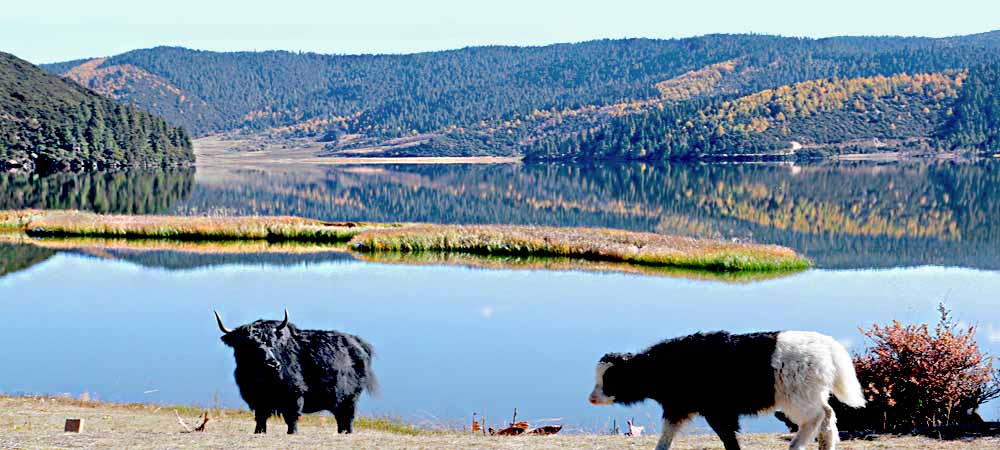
349,224,811,272
3,210,811,273
355,416,423,435
0,210,40,231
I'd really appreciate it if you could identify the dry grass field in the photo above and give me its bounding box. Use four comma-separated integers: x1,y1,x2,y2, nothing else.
1,396,996,450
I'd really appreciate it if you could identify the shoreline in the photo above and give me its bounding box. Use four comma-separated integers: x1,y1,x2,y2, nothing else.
191,134,987,168
193,136,523,167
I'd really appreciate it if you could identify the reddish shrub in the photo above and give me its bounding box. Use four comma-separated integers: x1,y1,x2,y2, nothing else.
852,305,1000,432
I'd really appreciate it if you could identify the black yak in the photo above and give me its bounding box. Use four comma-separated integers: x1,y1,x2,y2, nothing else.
589,331,865,450
215,309,377,434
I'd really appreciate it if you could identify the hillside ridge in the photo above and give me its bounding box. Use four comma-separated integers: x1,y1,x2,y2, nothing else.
40,31,1000,160
0,51,193,171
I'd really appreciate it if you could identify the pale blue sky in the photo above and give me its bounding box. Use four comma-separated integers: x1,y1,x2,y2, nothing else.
4,0,999,64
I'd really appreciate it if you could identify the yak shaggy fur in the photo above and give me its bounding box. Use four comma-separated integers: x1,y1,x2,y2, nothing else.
216,311,377,435
590,330,865,450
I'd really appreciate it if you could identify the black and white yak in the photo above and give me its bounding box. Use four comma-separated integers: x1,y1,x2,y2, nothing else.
214,309,377,434
589,331,865,450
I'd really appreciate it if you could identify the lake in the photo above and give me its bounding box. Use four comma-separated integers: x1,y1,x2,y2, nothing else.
2,160,1000,433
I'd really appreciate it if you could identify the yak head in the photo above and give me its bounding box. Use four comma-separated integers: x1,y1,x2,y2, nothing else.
215,309,295,376
589,352,642,406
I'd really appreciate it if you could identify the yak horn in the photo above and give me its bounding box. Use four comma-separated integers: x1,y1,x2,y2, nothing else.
277,309,289,331
214,310,231,334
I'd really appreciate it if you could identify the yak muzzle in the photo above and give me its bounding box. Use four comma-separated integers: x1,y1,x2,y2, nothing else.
260,348,282,371
589,390,613,405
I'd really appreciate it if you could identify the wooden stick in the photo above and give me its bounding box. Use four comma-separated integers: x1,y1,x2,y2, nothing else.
175,410,192,433
176,410,210,433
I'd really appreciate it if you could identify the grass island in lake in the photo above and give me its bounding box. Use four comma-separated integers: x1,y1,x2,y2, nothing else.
0,210,810,277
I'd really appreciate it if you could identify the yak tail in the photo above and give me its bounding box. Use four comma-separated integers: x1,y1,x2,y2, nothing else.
829,339,866,408
360,339,380,398
364,367,380,398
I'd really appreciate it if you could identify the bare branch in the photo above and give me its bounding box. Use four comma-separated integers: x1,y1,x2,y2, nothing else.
175,410,192,433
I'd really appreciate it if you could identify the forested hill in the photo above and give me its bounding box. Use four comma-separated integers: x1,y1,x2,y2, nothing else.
1,52,193,171
43,32,1000,159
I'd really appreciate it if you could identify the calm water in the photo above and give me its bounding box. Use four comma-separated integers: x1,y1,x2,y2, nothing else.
2,160,1000,432
4,160,999,269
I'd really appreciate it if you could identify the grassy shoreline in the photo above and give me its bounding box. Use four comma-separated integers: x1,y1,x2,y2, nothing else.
2,210,810,273
2,395,994,449
18,210,397,242
351,224,809,272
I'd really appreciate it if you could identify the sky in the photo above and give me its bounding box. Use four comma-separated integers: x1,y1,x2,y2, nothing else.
3,0,999,64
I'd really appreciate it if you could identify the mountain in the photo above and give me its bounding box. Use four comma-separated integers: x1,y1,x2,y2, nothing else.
42,32,1000,159
529,71,971,161
939,63,1000,151
0,52,193,171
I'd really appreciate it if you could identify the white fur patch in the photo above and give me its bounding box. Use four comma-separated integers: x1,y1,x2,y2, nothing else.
589,361,615,405
772,330,865,450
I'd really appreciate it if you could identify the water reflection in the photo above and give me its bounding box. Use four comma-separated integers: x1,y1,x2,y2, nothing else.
0,238,802,284
0,168,194,214
0,242,55,277
3,160,999,270
176,161,1000,270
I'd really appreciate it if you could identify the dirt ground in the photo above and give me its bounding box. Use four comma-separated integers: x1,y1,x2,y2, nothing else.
1,397,997,449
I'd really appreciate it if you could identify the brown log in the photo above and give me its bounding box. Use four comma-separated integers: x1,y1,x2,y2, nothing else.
529,425,563,435
494,425,526,436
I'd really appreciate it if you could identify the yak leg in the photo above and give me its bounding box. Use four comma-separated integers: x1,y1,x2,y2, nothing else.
284,414,300,435
334,399,357,434
284,397,305,435
654,418,686,450
817,403,838,450
704,414,742,450
253,409,268,434
789,413,823,450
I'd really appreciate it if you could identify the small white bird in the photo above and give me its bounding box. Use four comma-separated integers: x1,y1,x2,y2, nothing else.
625,420,644,437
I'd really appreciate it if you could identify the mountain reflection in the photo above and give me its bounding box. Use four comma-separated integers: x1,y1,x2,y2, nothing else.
2,161,998,272
176,161,1000,269
0,168,195,214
